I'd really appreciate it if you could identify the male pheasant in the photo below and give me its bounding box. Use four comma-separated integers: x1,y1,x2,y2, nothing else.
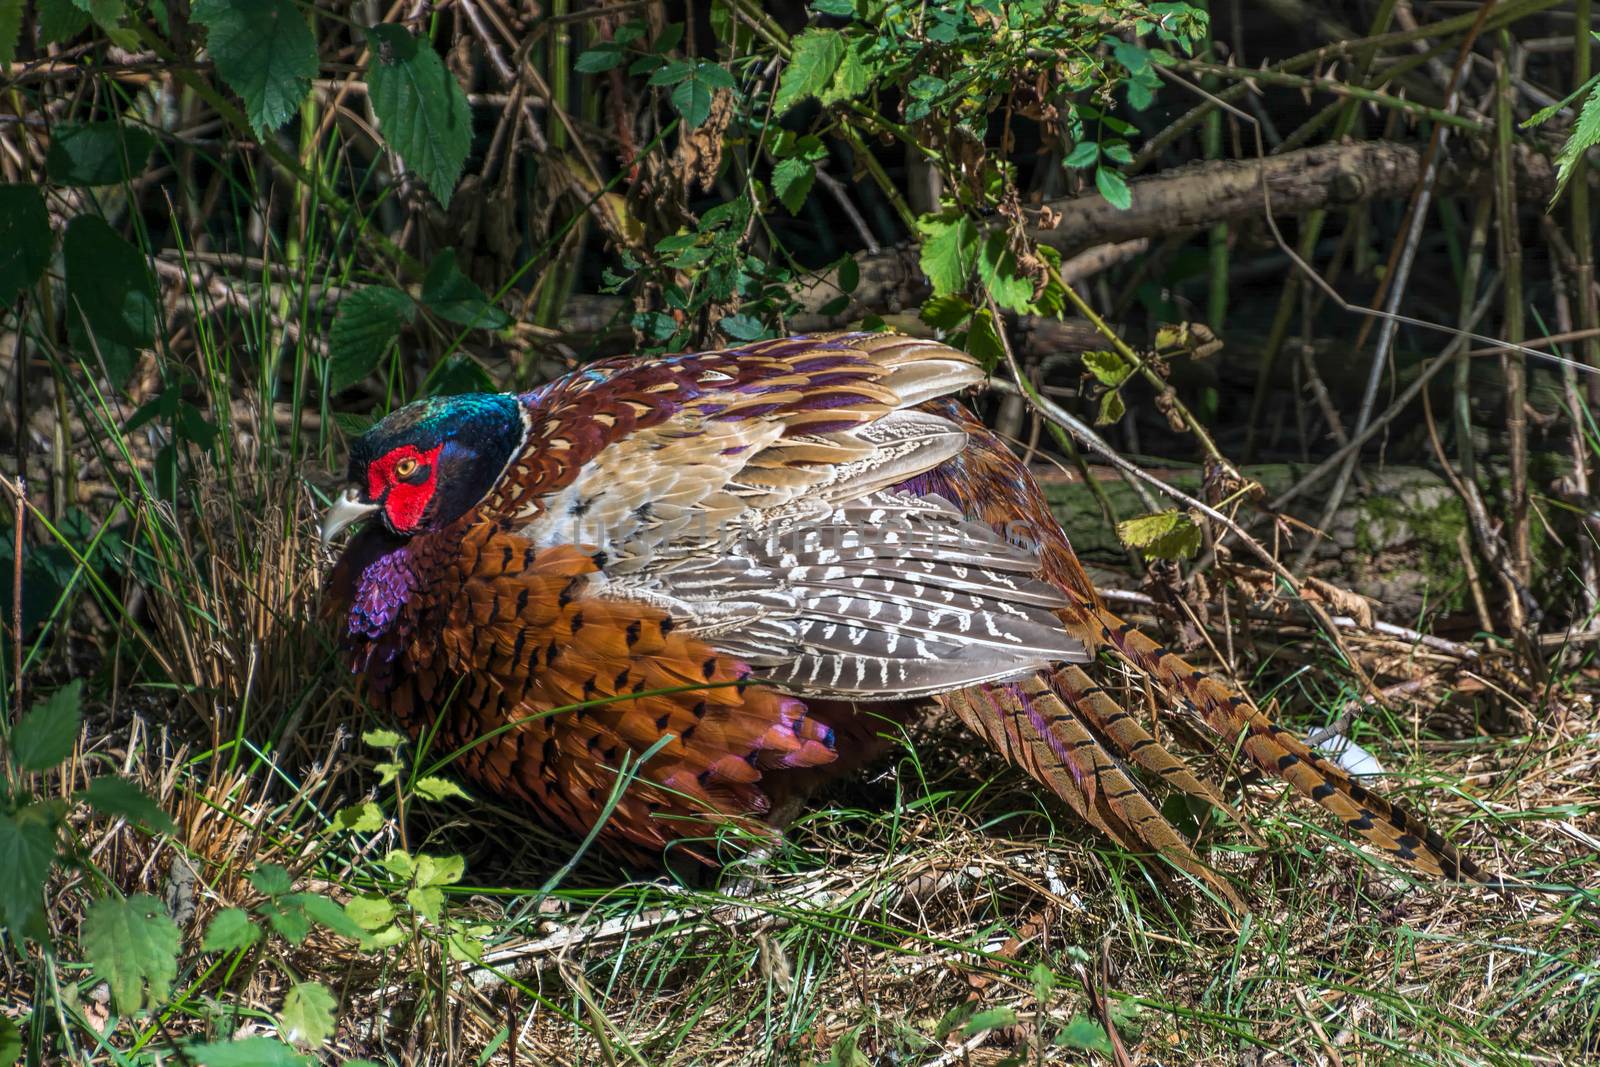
322,331,1492,902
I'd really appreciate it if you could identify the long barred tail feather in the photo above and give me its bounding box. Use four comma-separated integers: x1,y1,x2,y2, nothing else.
1071,603,1495,884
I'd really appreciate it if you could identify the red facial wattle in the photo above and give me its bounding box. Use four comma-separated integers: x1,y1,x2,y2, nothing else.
367,443,443,532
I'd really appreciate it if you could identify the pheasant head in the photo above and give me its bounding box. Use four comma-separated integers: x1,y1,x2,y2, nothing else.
321,393,527,543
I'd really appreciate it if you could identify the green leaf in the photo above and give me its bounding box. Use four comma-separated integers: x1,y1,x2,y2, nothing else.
256,898,311,944
934,1001,977,1041
963,1007,1017,1036
373,760,403,786
964,307,1005,371
413,775,470,803
415,853,465,887
915,213,978,297
280,981,336,1049
1096,389,1126,426
1095,166,1132,211
1116,509,1203,560
192,0,317,135
718,313,768,342
68,0,135,47
361,728,405,749
38,0,91,43
976,231,1034,313
381,849,415,880
818,33,872,105
574,44,624,73
46,121,155,186
344,894,395,931
78,776,177,835
667,61,733,128
63,215,156,387
1054,1015,1114,1053
13,679,82,772
421,250,510,329
1062,141,1099,169
0,803,60,935
772,157,816,213
0,185,52,301
920,293,973,330
366,23,473,206
1552,76,1600,205
406,885,444,921
82,894,180,1014
327,285,414,392
201,907,262,952
0,0,22,65
0,1014,21,1064
332,800,384,833
812,0,855,14
1081,350,1131,387
1523,70,1600,129
191,1037,311,1067
293,893,367,940
1030,961,1057,1003
248,863,293,897
774,29,845,113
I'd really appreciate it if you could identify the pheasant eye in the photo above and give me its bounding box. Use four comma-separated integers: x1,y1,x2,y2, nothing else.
394,456,420,479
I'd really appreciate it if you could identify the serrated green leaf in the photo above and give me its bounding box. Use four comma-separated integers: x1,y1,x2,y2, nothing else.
13,679,82,772
361,728,405,749
68,0,135,47
406,885,443,921
191,1037,311,1067
1522,70,1600,130
1095,166,1132,210
1096,389,1126,425
333,800,384,833
0,184,52,301
280,981,336,1049
421,250,510,329
976,231,1034,313
78,776,177,835
192,0,317,135
1062,141,1099,169
415,852,465,887
202,907,261,952
774,29,844,113
915,213,978,297
366,23,472,206
46,121,155,186
920,293,973,330
574,45,624,73
1054,1014,1114,1053
411,776,469,804
256,898,312,944
1116,508,1202,560
716,313,766,341
63,217,155,387
328,286,414,392
38,0,91,43
963,1007,1017,1036
0,0,23,66
1552,77,1600,205
964,307,1006,371
666,61,733,127
344,894,395,931
0,803,59,935
381,849,415,879
818,33,872,105
82,894,180,1014
772,157,815,214
1081,350,1131,387
374,760,403,785
293,893,367,940
248,863,293,897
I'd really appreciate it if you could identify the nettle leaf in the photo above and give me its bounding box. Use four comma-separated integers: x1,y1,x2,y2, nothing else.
915,213,979,297
201,907,262,952
1095,166,1132,210
82,894,181,1014
366,23,472,206
63,215,156,387
192,0,317,135
0,185,52,300
774,28,845,113
0,802,60,935
46,120,155,186
13,679,83,772
190,1036,311,1067
421,250,510,329
38,0,91,44
328,285,414,392
412,776,470,803
772,156,816,214
976,231,1034,313
1081,350,1132,387
1116,509,1203,560
248,863,293,897
78,776,178,835
818,33,872,105
280,981,336,1049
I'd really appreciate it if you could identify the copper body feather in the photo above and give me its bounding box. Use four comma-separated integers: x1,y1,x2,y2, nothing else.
325,331,1491,893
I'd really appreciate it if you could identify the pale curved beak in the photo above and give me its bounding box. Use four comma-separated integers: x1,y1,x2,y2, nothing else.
320,487,380,546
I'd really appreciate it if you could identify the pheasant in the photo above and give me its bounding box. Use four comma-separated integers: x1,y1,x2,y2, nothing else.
322,331,1492,902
